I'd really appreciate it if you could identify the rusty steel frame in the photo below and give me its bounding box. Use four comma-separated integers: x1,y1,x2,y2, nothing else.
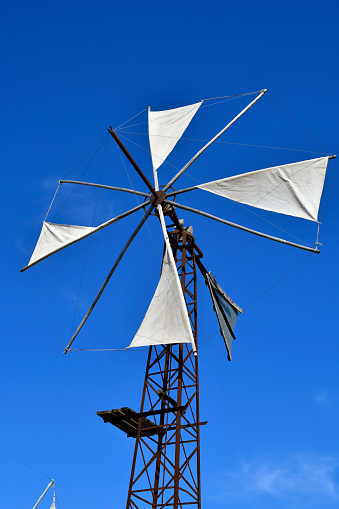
125,223,202,509
106,131,204,508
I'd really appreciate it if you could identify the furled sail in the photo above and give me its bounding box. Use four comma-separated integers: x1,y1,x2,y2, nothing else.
50,491,56,509
26,221,96,269
129,247,193,349
206,272,242,361
197,157,328,221
148,102,202,172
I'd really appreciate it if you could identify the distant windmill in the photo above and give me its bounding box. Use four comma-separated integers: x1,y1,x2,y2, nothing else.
21,89,335,508
31,480,55,509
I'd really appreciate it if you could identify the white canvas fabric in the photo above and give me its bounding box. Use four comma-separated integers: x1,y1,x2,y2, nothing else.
28,221,96,268
197,157,328,221
206,273,242,361
148,102,202,171
50,491,56,509
129,247,193,349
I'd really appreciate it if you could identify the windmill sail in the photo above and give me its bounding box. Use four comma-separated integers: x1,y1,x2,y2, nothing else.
129,247,193,349
206,272,242,361
50,491,56,509
27,221,96,269
197,157,328,221
148,102,202,172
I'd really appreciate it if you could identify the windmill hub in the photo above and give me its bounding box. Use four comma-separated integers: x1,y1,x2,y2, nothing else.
150,189,167,206
148,188,176,216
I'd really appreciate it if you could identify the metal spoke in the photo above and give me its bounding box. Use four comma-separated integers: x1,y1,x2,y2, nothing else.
60,179,151,198
63,204,154,353
21,202,150,272
165,199,320,254
162,90,267,192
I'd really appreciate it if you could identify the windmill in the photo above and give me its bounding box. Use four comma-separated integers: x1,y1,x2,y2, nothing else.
21,89,336,508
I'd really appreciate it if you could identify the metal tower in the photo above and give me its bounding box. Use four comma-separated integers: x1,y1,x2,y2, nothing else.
99,212,206,509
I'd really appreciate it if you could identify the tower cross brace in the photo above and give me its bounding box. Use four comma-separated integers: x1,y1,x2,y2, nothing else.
124,222,203,509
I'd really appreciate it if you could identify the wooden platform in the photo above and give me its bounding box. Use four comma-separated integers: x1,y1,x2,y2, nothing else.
97,407,158,438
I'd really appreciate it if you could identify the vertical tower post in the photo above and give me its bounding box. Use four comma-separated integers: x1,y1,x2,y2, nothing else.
125,224,202,509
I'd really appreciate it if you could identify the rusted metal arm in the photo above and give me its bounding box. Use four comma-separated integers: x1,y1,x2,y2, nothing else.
63,204,155,354
60,179,150,198
165,199,320,254
108,127,158,198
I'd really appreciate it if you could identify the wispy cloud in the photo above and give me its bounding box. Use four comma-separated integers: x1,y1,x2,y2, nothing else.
312,390,331,408
207,454,339,508
41,175,60,192
244,456,338,497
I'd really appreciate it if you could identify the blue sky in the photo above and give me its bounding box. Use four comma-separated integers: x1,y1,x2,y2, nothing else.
1,1,338,508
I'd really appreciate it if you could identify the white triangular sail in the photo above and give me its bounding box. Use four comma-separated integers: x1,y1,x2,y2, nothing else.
148,102,202,172
197,157,328,221
27,221,96,268
129,247,193,349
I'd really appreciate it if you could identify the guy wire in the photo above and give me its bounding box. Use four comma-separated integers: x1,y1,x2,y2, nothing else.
267,93,333,156
69,138,109,339
198,252,313,351
52,135,109,223
114,107,148,131
62,133,109,180
113,133,315,248
0,448,52,480
25,273,65,349
17,488,45,509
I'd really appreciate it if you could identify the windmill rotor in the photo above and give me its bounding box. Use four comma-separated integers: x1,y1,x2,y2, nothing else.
21,89,335,508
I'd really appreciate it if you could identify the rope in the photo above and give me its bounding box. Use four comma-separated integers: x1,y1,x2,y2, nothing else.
55,491,62,509
233,201,312,246
25,274,65,349
44,185,60,221
114,143,190,347
126,90,261,112
113,107,148,131
52,136,108,223
117,132,175,166
66,138,194,353
70,347,131,351
0,448,52,480
16,488,43,509
315,222,321,248
116,132,200,184
24,137,109,267
267,93,333,156
115,144,162,261
315,157,334,247
198,252,313,351
25,184,61,267
201,97,250,108
242,253,313,312
69,252,314,354
61,133,109,180
116,131,325,156
202,90,263,101
207,140,325,155
116,95,257,137
116,120,148,131
69,139,109,339
70,251,314,354
319,158,333,222
24,97,334,356
113,133,319,247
